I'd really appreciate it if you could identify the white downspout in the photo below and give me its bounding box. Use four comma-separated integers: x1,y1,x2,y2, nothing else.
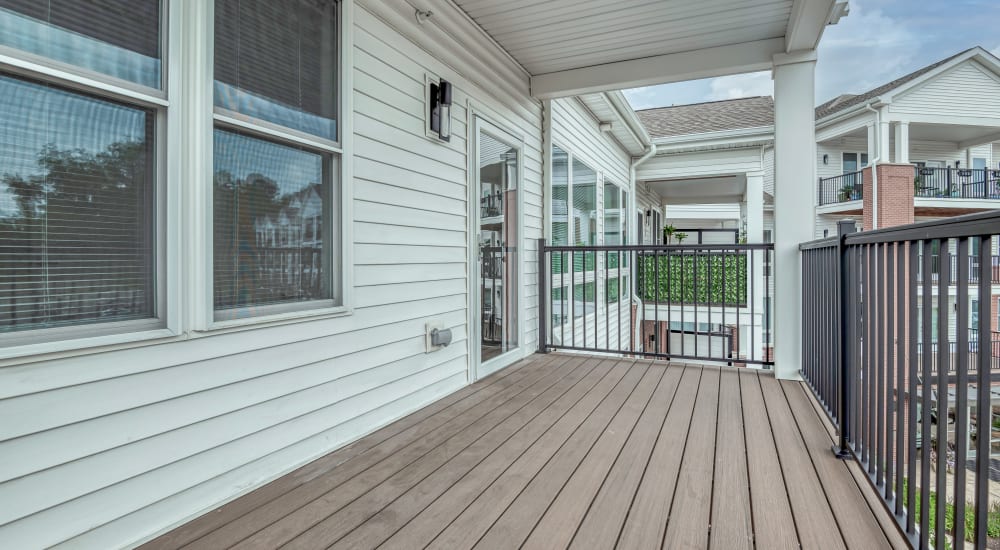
865,104,882,229
630,144,656,351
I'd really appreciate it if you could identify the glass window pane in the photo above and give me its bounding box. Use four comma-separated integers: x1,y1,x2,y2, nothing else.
215,0,338,140
213,128,333,316
842,152,858,172
603,183,621,245
0,74,155,333
572,159,597,246
552,145,568,246
0,0,161,88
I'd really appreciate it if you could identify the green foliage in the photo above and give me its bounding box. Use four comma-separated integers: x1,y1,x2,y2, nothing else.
903,478,1000,546
638,253,746,305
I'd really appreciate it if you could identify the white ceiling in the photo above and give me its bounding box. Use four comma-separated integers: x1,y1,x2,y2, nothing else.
453,0,793,75
450,0,839,98
646,174,748,205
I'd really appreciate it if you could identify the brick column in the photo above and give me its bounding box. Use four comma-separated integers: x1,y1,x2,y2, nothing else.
862,163,915,230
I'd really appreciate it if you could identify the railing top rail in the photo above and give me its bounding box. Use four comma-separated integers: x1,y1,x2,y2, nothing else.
819,169,864,183
842,210,1000,245
799,236,839,251
542,243,773,252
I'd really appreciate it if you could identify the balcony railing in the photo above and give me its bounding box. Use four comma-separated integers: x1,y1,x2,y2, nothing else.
818,170,864,205
538,241,774,367
800,211,1000,549
914,167,1000,200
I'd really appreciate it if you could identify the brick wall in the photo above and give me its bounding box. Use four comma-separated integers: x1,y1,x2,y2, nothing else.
862,164,915,230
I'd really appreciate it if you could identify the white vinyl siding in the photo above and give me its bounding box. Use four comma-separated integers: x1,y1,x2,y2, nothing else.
0,2,547,547
638,147,762,181
891,61,1000,120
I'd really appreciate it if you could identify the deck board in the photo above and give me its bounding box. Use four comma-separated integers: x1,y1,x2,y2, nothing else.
661,366,720,550
709,368,753,550
738,368,800,550
142,353,900,550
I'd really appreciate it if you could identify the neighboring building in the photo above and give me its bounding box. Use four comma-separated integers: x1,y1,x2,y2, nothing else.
636,47,1000,365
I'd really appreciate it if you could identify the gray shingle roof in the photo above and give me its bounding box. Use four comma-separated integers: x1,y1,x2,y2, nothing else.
635,96,774,139
813,48,973,120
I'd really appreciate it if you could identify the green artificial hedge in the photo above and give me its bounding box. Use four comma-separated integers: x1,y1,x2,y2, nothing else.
638,252,747,306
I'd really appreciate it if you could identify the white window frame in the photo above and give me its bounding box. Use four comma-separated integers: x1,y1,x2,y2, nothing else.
841,151,869,173
0,1,179,361
198,0,354,330
0,0,355,362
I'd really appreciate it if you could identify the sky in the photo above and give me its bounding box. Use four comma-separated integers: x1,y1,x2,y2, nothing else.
624,0,1000,111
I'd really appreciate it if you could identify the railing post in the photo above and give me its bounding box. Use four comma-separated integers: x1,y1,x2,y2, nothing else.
834,219,856,459
537,238,548,353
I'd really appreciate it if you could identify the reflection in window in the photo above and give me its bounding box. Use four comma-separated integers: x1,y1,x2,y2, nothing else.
0,0,161,88
0,75,155,332
214,0,338,140
552,146,569,246
572,159,597,246
213,129,333,316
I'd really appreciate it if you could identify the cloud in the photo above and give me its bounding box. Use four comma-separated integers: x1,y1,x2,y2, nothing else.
816,1,920,102
992,44,1000,57
707,72,772,100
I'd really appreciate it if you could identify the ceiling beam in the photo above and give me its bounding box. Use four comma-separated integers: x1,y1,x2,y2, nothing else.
785,0,841,52
529,38,785,100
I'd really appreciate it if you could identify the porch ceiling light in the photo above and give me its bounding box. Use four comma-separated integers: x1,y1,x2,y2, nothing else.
430,79,453,142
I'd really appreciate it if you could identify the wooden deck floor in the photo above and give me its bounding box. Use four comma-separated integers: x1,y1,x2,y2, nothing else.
142,354,908,550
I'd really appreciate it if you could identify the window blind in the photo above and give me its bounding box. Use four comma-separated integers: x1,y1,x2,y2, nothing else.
0,74,155,333
213,128,332,315
0,0,161,88
214,0,338,140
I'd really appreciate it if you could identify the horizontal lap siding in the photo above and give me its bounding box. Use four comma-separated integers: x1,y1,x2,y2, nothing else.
891,61,1000,119
0,4,545,548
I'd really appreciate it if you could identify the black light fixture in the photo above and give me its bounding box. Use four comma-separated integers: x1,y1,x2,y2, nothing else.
822,154,829,165
429,79,453,142
646,209,652,218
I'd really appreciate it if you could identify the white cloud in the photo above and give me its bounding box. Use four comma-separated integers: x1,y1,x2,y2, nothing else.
816,1,919,102
707,72,772,100
991,44,1000,57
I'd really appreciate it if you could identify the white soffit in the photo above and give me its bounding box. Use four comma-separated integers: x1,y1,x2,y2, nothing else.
451,0,838,98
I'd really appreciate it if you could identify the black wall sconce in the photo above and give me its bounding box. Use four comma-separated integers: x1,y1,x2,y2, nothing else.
822,154,829,165
429,79,453,142
645,209,652,218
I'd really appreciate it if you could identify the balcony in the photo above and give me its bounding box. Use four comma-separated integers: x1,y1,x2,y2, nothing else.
820,167,1000,207
141,353,905,550
914,167,1000,200
819,170,865,206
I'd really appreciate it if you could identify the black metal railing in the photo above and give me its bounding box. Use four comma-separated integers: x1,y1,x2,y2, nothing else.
537,241,774,367
801,211,1000,549
914,167,1000,200
819,170,864,205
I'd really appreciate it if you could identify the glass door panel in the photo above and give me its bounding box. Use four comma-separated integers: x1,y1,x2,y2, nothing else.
477,126,519,365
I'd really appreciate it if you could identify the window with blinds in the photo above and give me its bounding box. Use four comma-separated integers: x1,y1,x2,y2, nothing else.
0,0,161,88
213,0,340,320
0,1,161,339
214,0,338,140
0,77,156,334
572,159,597,246
551,146,569,246
213,128,333,314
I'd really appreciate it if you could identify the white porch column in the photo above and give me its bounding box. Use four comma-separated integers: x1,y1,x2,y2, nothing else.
746,172,765,365
894,121,909,164
878,106,891,161
772,51,816,380
866,123,877,163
